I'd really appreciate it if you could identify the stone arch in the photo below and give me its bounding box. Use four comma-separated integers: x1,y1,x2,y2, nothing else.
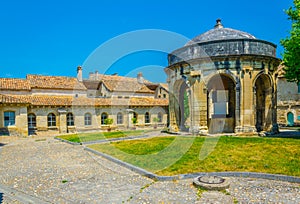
173,79,190,131
206,74,236,134
254,73,273,132
287,112,294,126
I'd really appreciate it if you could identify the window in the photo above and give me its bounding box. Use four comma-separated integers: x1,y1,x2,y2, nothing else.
212,90,229,116
67,113,74,126
145,112,150,123
28,113,36,128
298,83,300,94
101,112,108,125
84,113,92,126
163,94,166,98
47,113,56,127
4,111,15,126
117,112,123,124
157,112,163,123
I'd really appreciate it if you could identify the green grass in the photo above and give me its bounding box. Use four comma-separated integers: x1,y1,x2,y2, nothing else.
57,130,152,143
88,136,300,177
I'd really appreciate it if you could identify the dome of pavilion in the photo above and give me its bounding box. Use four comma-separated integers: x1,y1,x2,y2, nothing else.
185,19,256,46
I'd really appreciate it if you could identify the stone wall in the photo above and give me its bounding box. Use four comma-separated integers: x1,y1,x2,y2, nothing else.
0,105,28,136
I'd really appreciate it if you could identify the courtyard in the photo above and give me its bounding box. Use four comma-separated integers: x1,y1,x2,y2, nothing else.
0,131,300,203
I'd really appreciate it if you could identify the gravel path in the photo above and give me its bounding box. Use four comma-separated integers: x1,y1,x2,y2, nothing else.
0,135,299,203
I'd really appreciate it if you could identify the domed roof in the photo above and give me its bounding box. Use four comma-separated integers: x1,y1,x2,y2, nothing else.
185,19,256,46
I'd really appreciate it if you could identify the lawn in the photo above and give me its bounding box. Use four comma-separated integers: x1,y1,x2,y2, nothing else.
88,136,300,177
56,130,152,143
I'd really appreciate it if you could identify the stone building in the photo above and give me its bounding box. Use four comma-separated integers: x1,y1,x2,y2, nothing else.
276,65,300,126
166,19,281,134
0,67,168,136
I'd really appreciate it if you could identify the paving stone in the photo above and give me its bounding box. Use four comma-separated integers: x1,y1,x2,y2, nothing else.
0,135,299,203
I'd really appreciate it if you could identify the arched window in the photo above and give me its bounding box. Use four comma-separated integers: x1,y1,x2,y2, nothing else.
67,113,74,126
28,113,36,128
157,112,163,123
145,112,150,124
47,113,56,127
84,113,92,126
133,112,138,120
4,111,15,126
101,112,108,125
117,112,123,124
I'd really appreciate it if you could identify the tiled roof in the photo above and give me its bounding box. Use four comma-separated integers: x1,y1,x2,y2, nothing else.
159,83,169,92
6,95,168,107
0,94,29,104
82,80,101,90
0,78,31,91
97,75,154,94
27,74,87,90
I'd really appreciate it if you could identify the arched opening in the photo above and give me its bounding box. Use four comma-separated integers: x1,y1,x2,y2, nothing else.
287,112,294,126
47,113,56,127
101,112,108,125
174,80,190,131
28,113,36,135
254,74,272,132
207,74,236,134
84,113,92,126
67,113,74,126
117,112,123,124
145,112,150,124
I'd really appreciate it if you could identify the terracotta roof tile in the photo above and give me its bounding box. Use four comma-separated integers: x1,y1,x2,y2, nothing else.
0,78,31,91
159,83,169,92
100,75,154,93
6,95,168,107
0,94,29,104
27,74,87,90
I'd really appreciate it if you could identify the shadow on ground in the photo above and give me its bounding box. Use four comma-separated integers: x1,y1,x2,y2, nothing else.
0,192,3,204
269,129,300,139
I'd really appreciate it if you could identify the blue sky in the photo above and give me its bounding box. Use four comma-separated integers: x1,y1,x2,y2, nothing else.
0,0,293,82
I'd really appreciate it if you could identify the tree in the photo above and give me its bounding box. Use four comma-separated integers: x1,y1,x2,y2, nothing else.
281,0,300,84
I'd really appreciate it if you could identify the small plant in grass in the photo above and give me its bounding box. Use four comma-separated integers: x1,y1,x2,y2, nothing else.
131,117,138,130
153,117,159,129
104,118,114,131
132,117,138,124
196,186,207,198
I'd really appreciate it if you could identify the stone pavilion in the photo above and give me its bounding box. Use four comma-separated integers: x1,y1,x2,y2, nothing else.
166,19,281,134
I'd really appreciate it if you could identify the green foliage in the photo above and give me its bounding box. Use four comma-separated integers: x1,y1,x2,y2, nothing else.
153,117,159,123
132,117,138,124
281,0,300,84
104,118,113,125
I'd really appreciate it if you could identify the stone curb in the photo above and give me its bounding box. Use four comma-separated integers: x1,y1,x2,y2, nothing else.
82,134,150,145
84,147,300,183
54,134,152,146
0,184,50,204
54,137,82,145
84,147,157,180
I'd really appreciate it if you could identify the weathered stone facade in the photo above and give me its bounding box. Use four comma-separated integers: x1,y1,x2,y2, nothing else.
166,20,280,134
0,69,168,136
276,66,300,126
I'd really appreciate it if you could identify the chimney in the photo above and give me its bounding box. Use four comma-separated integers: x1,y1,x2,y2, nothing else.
95,70,99,80
77,66,83,82
137,72,144,84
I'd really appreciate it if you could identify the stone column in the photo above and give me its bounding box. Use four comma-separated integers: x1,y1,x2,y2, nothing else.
234,79,241,132
272,83,279,133
58,108,67,134
193,80,208,133
240,68,256,133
